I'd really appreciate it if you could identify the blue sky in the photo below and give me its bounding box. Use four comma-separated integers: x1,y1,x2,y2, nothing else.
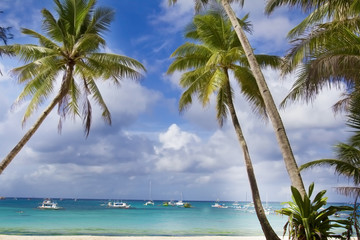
0,0,353,203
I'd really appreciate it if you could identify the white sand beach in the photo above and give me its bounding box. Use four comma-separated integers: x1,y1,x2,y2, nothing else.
0,236,270,240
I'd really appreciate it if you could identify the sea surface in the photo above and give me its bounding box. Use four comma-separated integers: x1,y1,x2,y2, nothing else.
0,198,349,236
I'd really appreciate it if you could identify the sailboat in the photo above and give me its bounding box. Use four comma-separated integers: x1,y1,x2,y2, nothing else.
175,192,184,206
144,181,154,206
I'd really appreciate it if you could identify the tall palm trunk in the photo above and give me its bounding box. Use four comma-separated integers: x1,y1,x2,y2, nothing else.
0,65,74,174
0,93,62,174
221,0,306,196
224,79,280,240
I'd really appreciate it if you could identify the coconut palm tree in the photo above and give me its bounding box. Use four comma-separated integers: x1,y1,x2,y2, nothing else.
0,0,145,174
167,10,281,239
265,0,360,112
169,0,306,196
0,11,12,45
300,92,360,237
0,11,13,58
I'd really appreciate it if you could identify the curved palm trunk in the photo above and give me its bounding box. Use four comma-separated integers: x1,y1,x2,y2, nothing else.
0,65,74,174
0,93,62,174
221,0,306,196
224,80,280,240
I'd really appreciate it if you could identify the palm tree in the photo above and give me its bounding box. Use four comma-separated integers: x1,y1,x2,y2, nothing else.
0,11,13,45
0,0,145,174
300,92,360,238
167,10,281,239
265,0,360,112
168,0,306,196
0,11,13,59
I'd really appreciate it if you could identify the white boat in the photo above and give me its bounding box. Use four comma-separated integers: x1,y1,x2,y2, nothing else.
144,200,154,206
107,201,131,208
144,181,154,206
211,202,228,208
38,199,62,210
163,200,175,206
175,192,184,206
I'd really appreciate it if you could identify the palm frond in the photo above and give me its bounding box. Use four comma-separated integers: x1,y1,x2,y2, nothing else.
86,7,114,35
168,43,211,73
19,69,58,125
86,53,145,80
287,2,330,39
73,33,105,53
216,86,228,127
233,66,267,118
9,44,57,64
86,77,111,134
336,186,360,198
41,8,65,43
21,28,60,51
300,157,360,185
265,0,352,14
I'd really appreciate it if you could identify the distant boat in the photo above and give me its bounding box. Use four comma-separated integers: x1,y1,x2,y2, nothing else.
144,181,154,206
175,192,184,206
211,202,228,208
144,200,154,206
163,200,175,206
107,201,131,209
38,199,62,210
183,202,192,208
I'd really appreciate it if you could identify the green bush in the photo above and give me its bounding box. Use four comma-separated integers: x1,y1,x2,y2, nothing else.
276,183,352,240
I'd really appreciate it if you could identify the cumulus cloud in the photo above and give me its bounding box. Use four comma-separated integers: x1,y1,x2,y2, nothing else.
0,0,353,203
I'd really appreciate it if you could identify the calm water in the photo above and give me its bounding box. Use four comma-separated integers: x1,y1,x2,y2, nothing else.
0,198,347,236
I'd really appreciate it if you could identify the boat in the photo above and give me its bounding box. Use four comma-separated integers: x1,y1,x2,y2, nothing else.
38,199,62,210
163,200,175,206
211,202,228,208
144,181,154,206
107,201,131,209
175,192,184,206
183,202,192,208
144,200,154,206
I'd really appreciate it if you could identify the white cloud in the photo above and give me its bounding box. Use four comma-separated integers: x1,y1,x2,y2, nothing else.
155,0,195,32
159,124,200,150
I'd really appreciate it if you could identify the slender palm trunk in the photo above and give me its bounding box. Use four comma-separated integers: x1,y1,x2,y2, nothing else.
221,0,306,196
224,79,280,240
0,93,62,174
0,65,74,174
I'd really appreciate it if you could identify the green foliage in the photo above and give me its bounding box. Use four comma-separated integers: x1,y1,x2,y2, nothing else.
167,9,281,126
183,202,192,208
277,183,352,240
3,0,145,136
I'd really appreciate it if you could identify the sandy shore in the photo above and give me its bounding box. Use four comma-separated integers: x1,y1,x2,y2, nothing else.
0,236,269,240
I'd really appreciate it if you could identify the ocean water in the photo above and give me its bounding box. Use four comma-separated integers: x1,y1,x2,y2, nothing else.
0,198,348,236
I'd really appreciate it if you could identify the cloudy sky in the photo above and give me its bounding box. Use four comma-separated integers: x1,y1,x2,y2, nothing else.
0,0,353,203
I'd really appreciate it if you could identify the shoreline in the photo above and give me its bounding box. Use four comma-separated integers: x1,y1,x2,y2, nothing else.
0,236,269,240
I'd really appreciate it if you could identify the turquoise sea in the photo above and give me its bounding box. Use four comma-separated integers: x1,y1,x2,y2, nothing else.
0,198,348,236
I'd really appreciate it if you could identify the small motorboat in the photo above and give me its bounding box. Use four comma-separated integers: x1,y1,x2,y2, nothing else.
211,202,228,208
38,199,62,210
107,201,131,208
144,200,154,206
